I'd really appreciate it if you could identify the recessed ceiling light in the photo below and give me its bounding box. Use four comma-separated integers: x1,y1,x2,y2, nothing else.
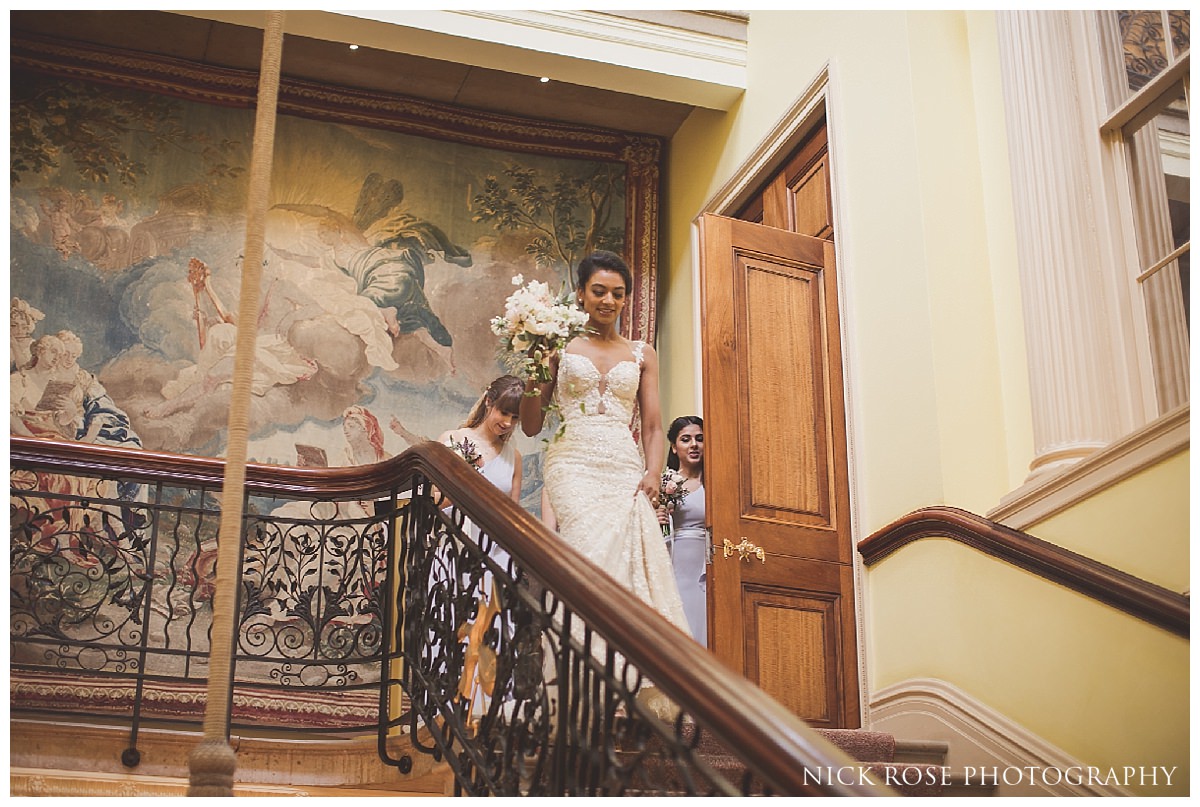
349,44,359,50
539,76,550,83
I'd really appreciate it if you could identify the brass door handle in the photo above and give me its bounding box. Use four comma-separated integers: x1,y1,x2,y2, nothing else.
722,538,766,564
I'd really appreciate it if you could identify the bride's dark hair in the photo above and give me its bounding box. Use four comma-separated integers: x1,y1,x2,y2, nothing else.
462,375,524,441
666,415,704,473
577,250,632,290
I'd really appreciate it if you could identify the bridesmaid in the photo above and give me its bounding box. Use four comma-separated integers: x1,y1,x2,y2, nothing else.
437,374,525,504
432,376,524,717
658,415,707,646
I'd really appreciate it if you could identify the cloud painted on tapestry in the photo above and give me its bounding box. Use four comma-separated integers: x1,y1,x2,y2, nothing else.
10,68,628,493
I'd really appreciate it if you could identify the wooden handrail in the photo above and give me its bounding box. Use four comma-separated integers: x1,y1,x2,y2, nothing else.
11,434,397,497
10,434,889,796
858,506,1189,638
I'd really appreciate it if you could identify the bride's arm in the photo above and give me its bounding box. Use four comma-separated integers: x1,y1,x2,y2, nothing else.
635,344,666,502
520,351,559,436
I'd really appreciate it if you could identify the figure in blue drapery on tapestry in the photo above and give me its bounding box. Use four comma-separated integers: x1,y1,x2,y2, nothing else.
309,172,472,372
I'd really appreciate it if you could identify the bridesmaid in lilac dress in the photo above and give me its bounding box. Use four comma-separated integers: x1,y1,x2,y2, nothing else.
659,416,707,646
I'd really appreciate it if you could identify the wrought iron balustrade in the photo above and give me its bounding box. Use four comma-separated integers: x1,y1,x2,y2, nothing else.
10,437,399,765
381,442,884,796
10,436,887,795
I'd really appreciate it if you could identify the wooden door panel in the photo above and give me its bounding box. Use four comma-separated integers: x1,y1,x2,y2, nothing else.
738,117,829,236
728,557,856,727
741,255,830,528
700,211,859,728
724,235,848,564
749,592,838,724
789,156,832,240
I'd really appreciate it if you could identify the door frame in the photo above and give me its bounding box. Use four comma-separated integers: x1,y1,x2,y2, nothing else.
689,63,871,724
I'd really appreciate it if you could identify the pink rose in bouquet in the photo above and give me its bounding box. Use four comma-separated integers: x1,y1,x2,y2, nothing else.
658,469,689,536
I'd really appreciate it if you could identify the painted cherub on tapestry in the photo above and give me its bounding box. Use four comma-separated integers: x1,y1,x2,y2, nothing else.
10,296,142,450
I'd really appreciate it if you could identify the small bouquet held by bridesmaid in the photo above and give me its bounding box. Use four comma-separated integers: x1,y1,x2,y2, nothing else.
491,274,590,384
658,469,689,536
446,435,483,470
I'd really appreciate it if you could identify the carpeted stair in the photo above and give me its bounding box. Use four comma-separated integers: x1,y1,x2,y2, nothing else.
814,728,947,796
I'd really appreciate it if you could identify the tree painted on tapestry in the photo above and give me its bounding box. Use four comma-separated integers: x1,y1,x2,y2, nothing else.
10,76,243,188
472,162,626,286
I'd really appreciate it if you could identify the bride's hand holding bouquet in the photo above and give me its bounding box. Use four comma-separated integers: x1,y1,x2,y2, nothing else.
493,274,589,440
491,274,589,385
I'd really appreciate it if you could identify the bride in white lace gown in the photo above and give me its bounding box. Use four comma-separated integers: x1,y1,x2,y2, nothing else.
521,251,689,637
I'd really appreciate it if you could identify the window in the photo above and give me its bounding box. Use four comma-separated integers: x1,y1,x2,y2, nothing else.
1101,10,1190,412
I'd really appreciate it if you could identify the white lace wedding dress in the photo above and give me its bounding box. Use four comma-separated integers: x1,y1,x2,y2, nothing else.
543,341,690,635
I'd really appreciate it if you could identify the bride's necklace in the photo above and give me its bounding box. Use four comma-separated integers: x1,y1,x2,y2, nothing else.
582,329,620,344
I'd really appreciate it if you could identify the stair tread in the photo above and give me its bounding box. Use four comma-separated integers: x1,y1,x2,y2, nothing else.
813,728,896,762
893,738,950,765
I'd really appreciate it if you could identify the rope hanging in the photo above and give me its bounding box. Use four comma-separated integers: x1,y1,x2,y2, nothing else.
187,10,285,797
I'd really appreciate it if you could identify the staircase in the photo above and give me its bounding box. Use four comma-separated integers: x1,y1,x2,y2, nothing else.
11,715,997,796
813,728,996,796
635,722,996,796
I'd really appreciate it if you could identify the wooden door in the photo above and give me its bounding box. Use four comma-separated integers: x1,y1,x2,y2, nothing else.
698,213,859,728
736,120,832,240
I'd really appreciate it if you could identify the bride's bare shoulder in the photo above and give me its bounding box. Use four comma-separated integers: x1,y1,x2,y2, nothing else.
562,336,587,355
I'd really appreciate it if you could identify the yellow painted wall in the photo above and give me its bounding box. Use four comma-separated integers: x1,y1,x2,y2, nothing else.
963,12,1035,494
660,10,1030,531
1028,449,1191,593
868,538,1189,796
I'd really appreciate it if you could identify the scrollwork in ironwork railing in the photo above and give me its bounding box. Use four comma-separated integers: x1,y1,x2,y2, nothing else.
10,445,399,747
1119,10,1191,90
12,438,888,796
10,475,153,654
241,497,389,664
383,473,765,796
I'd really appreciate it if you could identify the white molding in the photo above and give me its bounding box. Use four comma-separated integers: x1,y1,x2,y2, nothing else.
690,220,703,413
346,8,746,106
9,769,316,797
988,403,1189,529
596,10,749,42
450,10,749,70
1158,128,1190,175
869,678,1135,797
824,64,873,730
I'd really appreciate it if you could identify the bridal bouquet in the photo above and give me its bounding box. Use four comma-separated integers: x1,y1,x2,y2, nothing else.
491,274,590,384
658,469,689,536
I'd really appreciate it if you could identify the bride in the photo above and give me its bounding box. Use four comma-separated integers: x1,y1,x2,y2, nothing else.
521,251,689,638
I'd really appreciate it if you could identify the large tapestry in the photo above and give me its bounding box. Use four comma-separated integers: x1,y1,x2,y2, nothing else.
9,34,662,514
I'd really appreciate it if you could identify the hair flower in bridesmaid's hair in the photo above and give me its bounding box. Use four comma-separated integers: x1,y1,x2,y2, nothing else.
447,435,483,470
658,469,689,536
491,275,589,385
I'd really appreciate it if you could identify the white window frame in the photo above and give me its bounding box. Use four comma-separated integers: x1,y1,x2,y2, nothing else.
1096,10,1190,415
